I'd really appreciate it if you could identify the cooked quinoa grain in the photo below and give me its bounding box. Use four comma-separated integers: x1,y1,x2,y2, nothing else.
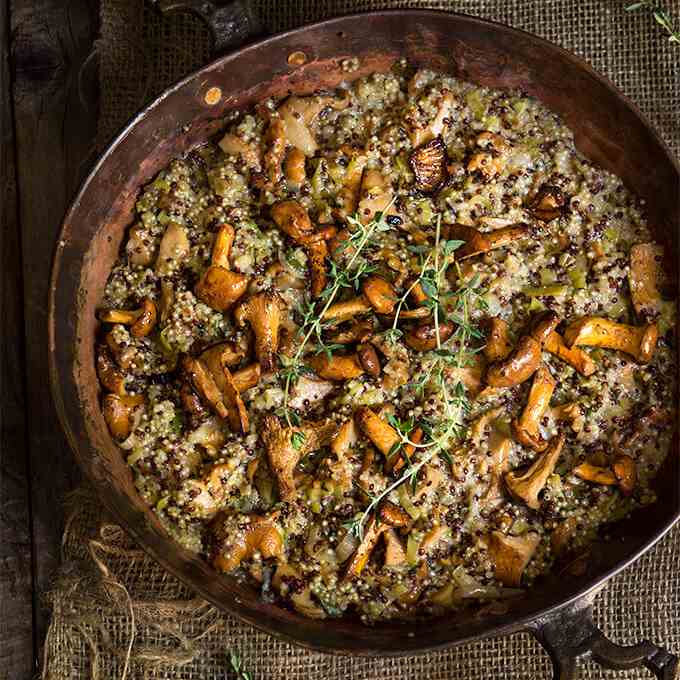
97,66,676,624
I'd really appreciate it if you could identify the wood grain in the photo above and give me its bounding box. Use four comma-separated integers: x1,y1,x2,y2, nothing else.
1,0,33,675
10,0,99,669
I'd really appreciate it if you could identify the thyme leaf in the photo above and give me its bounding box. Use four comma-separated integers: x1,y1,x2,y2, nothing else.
229,651,253,680
278,206,396,426
626,1,680,44
347,214,484,538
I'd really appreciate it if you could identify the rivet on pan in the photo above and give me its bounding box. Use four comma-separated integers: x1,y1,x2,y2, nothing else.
287,51,307,66
204,87,222,105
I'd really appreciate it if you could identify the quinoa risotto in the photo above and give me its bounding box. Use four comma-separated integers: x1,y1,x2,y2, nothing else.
96,64,676,623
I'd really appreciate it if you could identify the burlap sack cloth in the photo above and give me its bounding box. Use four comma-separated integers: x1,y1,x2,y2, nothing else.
42,2,680,678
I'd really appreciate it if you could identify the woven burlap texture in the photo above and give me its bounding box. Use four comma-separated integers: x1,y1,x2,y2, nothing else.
45,1,680,678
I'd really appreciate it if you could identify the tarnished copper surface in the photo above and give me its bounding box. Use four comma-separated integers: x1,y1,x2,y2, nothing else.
49,10,679,657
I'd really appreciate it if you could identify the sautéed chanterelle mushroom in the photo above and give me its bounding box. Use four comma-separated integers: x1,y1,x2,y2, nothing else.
97,65,676,623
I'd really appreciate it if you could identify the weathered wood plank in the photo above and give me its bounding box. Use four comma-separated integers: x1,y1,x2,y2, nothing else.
1,0,34,675
11,0,99,662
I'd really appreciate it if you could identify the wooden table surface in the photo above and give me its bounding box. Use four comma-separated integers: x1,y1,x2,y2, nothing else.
2,1,99,677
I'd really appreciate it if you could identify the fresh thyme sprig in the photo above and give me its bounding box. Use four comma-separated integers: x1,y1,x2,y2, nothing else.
229,651,253,680
626,1,680,44
344,217,484,540
280,206,395,426
384,216,464,345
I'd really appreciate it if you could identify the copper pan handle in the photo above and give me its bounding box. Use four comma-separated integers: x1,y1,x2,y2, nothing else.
530,595,678,679
150,0,262,54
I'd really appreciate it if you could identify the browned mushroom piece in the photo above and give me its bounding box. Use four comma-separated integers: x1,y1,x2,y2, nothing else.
335,146,368,219
572,462,617,486
219,341,247,367
284,148,307,190
272,564,327,619
218,133,261,169
511,365,556,451
613,454,637,496
504,433,565,510
277,93,349,157
485,531,540,587
408,91,454,148
379,501,411,528
410,136,448,193
386,427,423,475
183,463,235,520
180,381,209,427
158,280,175,325
550,516,579,558
331,418,359,458
354,406,400,459
629,406,672,446
126,223,155,267
529,311,562,344
271,200,334,298
409,280,428,305
303,237,331,299
484,317,512,363
96,344,127,395
261,415,337,501
326,318,373,345
362,276,398,314
629,242,668,318
357,169,399,224
195,224,249,311
444,222,527,261
551,402,584,434
234,290,285,372
403,321,455,352
308,353,364,381
486,311,559,388
321,276,397,323
528,184,567,221
130,297,157,337
488,338,541,388
367,333,410,389
99,296,158,338
322,296,373,323
397,307,432,320
102,393,144,440
212,513,284,573
383,529,407,568
181,355,229,421
232,362,262,392
563,316,658,364
466,131,508,180
357,343,381,377
271,199,313,241
544,331,596,377
327,418,360,492
345,517,384,577
486,223,530,249
444,224,492,259
155,221,190,276
199,344,249,433
263,118,287,184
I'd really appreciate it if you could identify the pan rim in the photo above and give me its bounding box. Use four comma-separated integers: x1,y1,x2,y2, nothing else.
49,8,680,655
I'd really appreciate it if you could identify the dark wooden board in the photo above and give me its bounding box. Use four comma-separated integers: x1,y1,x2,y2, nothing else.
8,0,99,673
1,0,33,676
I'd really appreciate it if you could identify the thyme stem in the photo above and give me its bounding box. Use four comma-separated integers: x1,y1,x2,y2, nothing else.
626,1,680,44
281,206,395,425
347,216,482,539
